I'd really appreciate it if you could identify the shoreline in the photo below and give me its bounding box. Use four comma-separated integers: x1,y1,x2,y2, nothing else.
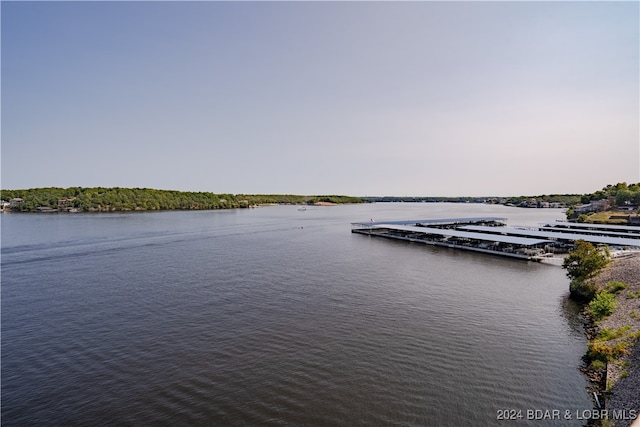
1,201,349,213
580,253,640,426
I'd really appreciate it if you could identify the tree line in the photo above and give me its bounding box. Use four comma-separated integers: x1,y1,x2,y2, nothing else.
0,187,364,212
579,182,640,206
503,182,640,210
3,182,638,213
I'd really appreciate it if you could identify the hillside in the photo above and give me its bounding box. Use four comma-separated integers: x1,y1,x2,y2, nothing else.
0,187,364,212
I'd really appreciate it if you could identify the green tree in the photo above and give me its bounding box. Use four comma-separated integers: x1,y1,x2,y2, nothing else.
616,189,633,206
563,240,609,283
563,240,610,301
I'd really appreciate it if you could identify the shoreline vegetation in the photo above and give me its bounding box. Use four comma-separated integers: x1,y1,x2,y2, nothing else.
2,182,639,221
589,254,640,427
0,187,365,212
563,244,640,427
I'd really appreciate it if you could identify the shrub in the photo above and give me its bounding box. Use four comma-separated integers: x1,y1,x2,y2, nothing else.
587,341,630,362
588,291,617,320
569,279,598,302
589,360,607,371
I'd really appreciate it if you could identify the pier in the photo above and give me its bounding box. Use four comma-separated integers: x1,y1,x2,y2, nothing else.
351,217,640,261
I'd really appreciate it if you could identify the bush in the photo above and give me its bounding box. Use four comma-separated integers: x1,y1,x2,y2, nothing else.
588,291,617,320
587,341,629,362
569,280,598,302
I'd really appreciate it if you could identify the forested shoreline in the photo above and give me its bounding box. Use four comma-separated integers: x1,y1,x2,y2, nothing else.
0,187,364,212
2,182,639,214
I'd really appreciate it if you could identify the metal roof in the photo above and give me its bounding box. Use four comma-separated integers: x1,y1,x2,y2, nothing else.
538,226,640,240
371,224,552,246
541,221,640,233
352,217,507,227
459,225,640,247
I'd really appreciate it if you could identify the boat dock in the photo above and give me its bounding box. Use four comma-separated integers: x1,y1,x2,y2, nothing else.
351,217,640,261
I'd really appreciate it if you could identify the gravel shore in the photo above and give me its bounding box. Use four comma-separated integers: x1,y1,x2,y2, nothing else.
589,253,640,427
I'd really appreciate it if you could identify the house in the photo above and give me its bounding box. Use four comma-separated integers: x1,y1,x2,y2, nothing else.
591,199,609,211
574,204,592,214
574,199,609,214
9,198,24,207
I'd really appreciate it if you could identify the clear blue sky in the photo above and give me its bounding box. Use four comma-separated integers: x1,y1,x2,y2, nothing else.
2,1,638,196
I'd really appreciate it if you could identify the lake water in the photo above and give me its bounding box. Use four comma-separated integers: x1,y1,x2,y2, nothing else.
1,203,593,426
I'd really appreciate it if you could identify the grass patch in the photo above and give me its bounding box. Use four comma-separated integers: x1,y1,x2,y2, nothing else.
626,291,640,299
585,212,630,224
596,326,631,341
606,281,629,294
589,360,607,370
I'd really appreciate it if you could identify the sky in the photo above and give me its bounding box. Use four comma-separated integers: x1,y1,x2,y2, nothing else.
1,1,639,197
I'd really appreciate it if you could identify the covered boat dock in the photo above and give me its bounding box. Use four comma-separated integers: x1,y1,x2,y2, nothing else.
351,217,554,260
351,217,640,261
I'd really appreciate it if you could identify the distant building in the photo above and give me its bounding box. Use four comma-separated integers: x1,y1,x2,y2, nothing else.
592,199,609,211
574,204,591,214
574,199,609,214
9,198,24,207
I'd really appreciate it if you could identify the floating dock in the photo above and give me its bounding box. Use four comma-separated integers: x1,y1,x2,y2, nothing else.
351,217,640,261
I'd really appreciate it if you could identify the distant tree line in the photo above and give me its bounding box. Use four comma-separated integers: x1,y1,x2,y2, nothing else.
362,196,494,203
503,182,640,210
4,182,638,213
579,182,640,206
362,195,584,206
0,187,364,212
239,194,365,206
502,194,582,207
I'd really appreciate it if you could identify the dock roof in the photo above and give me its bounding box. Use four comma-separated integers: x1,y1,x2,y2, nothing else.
460,225,640,247
353,217,507,227
371,224,552,246
537,226,640,239
541,221,640,234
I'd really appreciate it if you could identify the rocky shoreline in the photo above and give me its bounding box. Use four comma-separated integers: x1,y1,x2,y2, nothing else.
583,253,640,427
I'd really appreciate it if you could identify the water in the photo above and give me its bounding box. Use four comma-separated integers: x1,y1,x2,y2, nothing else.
1,203,592,426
